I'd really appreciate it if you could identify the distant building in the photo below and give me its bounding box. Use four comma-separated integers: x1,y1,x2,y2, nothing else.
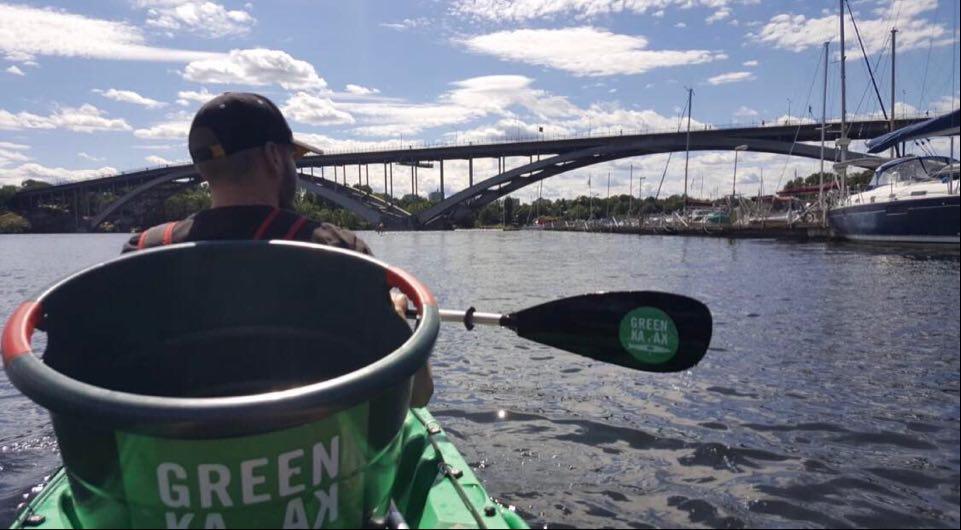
428,191,445,203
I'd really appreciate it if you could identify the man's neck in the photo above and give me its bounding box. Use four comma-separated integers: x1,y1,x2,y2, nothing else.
210,187,279,209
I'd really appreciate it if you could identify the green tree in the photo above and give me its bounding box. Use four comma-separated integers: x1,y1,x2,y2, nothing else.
20,179,52,190
0,212,31,233
1,185,19,211
163,186,212,220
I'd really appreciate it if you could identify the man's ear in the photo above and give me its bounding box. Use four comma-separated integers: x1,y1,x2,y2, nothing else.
263,142,284,179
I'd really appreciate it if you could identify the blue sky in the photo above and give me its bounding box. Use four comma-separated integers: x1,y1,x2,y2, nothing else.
1,0,959,199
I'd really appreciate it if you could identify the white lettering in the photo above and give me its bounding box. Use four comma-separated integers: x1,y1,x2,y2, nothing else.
204,513,226,529
158,463,190,509
312,484,338,528
278,449,306,497
312,437,339,485
197,464,233,509
165,512,193,529
241,458,271,505
283,497,309,529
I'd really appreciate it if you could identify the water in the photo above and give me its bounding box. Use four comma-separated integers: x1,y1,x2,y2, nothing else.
1,231,959,528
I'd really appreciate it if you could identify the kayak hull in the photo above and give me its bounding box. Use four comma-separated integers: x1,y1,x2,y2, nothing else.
9,408,527,530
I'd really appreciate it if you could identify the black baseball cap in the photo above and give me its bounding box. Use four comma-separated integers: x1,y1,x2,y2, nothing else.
188,92,321,163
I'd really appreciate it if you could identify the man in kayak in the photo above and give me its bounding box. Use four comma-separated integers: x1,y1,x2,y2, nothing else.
122,92,433,406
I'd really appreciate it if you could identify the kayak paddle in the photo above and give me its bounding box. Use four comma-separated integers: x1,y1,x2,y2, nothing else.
407,291,712,373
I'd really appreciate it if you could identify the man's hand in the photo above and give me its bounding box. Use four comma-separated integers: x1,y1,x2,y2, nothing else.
390,289,433,407
391,291,409,320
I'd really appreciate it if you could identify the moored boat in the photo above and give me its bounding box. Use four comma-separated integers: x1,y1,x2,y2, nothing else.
828,156,960,244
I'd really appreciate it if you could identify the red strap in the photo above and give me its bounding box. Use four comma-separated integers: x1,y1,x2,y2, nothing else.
161,222,178,246
136,229,150,250
283,217,309,240
252,208,281,240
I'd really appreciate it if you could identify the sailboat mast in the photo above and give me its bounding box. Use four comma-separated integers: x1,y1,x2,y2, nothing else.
820,41,829,227
684,88,693,217
839,0,849,197
890,28,898,158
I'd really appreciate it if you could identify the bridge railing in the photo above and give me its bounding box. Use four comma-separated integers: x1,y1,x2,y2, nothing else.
17,114,932,190
316,113,931,156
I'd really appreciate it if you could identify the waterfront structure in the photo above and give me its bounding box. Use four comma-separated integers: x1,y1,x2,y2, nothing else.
11,118,916,231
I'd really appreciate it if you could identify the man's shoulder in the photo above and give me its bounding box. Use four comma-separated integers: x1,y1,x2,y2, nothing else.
301,218,372,255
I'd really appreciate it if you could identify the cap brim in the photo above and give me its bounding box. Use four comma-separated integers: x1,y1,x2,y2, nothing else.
292,138,324,159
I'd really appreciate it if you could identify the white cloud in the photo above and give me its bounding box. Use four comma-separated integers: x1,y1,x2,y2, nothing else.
292,133,400,153
0,3,220,63
138,1,256,38
674,22,687,28
751,0,952,55
379,18,427,31
742,59,759,67
0,142,31,168
134,118,191,139
345,100,482,137
182,48,328,90
708,71,755,85
706,9,731,24
3,50,35,63
0,163,117,186
460,27,725,76
145,154,185,165
734,105,759,118
446,75,578,118
78,152,105,162
5,65,24,76
451,0,739,22
0,104,131,133
93,88,166,109
930,95,960,114
176,88,216,106
344,84,381,96
132,144,179,150
334,75,579,137
282,92,355,126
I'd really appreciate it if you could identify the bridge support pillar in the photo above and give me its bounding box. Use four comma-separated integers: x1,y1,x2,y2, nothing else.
439,160,445,200
469,158,473,187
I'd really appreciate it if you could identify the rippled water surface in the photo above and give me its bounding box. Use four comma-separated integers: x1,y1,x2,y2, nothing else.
1,231,959,528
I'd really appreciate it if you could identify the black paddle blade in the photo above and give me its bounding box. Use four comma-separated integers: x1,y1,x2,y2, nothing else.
505,291,712,373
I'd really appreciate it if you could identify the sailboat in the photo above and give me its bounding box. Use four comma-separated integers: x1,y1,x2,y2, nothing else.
828,110,960,244
825,0,959,245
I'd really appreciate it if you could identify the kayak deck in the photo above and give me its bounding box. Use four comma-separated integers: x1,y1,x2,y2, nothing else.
10,408,527,529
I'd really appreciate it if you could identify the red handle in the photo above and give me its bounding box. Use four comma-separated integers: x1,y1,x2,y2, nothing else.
1,302,42,366
386,266,437,315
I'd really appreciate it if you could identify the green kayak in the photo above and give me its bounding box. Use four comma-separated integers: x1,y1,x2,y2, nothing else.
2,242,713,529
9,408,526,529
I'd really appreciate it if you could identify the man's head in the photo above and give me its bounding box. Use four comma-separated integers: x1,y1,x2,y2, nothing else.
188,92,307,209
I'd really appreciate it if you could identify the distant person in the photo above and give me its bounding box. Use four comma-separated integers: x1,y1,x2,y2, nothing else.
123,92,433,406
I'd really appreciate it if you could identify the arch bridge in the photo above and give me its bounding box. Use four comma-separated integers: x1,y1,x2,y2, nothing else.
10,118,916,231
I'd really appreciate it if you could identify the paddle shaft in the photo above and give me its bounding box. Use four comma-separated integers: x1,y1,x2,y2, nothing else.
406,308,507,329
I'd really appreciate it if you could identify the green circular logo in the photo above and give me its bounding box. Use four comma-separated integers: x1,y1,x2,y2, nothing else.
618,307,679,364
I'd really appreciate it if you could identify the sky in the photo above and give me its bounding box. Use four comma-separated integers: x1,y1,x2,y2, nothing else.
1,0,959,201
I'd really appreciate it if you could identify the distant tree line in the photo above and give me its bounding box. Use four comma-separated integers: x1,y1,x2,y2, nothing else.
1,181,51,233
5,170,883,234
782,170,875,192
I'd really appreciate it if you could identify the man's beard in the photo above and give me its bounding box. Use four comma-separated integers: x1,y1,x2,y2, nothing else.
278,158,297,210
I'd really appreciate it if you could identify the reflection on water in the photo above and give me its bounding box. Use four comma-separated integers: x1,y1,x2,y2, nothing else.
1,232,959,528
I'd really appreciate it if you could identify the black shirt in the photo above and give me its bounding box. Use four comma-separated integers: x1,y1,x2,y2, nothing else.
122,205,371,254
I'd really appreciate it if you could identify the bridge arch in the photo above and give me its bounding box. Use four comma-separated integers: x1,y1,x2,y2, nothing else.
88,167,199,231
89,167,412,231
417,137,877,227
